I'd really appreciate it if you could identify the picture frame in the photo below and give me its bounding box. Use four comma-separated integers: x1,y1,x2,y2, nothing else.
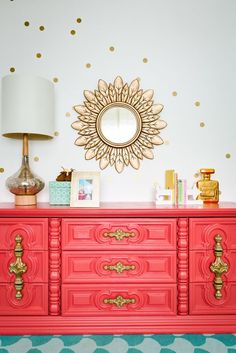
70,171,100,207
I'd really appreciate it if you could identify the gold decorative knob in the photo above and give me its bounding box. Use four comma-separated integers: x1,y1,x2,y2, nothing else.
103,229,135,241
9,234,27,300
210,234,229,299
103,261,136,273
103,295,136,307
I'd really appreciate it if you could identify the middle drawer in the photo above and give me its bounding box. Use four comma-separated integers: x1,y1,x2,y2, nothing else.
62,251,176,283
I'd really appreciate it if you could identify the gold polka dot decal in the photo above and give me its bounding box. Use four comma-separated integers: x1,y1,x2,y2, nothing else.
9,67,15,73
109,46,115,52
39,25,45,31
24,21,30,27
34,156,39,162
36,53,42,59
86,63,91,68
172,91,177,96
143,58,148,63
225,153,231,159
65,112,71,117
54,131,59,136
76,18,82,23
53,77,59,83
0,168,5,173
200,122,205,127
195,101,201,107
70,29,76,35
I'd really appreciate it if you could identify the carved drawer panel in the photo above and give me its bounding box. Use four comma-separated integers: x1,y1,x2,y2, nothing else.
62,250,176,283
0,283,48,315
62,218,176,250
189,218,236,250
0,218,48,250
0,250,48,283
189,249,236,283
189,282,236,314
62,284,176,316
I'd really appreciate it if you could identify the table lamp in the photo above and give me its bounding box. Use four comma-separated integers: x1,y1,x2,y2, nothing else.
1,75,55,206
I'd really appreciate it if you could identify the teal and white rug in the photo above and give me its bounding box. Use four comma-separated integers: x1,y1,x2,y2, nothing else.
0,334,236,353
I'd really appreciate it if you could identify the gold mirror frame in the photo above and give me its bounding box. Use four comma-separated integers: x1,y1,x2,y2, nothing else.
72,76,167,173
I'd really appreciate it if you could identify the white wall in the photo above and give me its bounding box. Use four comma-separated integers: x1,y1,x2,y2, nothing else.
0,0,235,203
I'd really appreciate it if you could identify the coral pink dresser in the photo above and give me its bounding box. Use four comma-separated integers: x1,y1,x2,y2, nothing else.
1,202,236,334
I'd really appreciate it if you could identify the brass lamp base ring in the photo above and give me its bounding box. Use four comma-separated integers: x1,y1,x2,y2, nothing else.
15,195,37,206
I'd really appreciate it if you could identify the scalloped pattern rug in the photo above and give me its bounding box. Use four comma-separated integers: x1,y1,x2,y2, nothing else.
0,335,236,353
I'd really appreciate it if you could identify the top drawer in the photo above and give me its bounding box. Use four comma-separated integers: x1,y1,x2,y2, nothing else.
0,218,48,250
189,218,236,250
61,218,176,250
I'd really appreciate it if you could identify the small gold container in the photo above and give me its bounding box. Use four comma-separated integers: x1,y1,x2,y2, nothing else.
196,168,219,203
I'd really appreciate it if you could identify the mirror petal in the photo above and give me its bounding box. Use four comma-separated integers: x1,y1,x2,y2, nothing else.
84,90,97,103
152,104,164,114
114,76,123,90
98,79,108,93
73,105,88,115
129,79,140,96
141,147,154,159
142,89,154,102
85,147,97,160
100,155,110,170
75,136,90,146
151,135,164,145
129,152,140,169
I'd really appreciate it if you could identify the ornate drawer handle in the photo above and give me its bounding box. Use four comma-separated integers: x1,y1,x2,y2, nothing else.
210,234,229,300
103,229,135,241
9,235,27,300
103,295,136,307
103,261,136,273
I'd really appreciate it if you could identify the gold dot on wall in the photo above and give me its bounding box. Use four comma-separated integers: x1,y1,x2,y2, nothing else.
24,21,30,27
109,46,115,52
225,153,231,159
76,18,82,23
65,112,71,117
9,67,15,73
54,131,59,136
70,29,76,35
36,53,42,59
34,156,39,162
143,58,148,63
200,122,205,127
39,25,45,31
0,168,5,173
53,77,59,83
195,101,201,107
172,91,177,96
86,63,91,68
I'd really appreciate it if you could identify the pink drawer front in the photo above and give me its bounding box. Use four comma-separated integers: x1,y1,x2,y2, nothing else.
0,250,48,283
0,283,48,315
189,282,236,315
62,250,176,283
189,249,235,283
62,283,177,316
0,218,48,250
189,218,236,250
62,218,176,250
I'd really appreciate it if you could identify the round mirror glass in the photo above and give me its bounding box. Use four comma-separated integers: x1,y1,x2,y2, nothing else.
99,106,139,145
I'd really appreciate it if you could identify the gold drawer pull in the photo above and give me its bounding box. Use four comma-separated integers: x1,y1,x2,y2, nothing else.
103,295,136,307
104,261,136,273
210,234,229,299
9,235,27,300
103,229,135,241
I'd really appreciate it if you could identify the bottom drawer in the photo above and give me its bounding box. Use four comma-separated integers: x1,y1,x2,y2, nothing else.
62,284,176,316
0,283,48,315
189,282,236,314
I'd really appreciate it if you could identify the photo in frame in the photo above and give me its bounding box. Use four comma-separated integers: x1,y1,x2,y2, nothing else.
70,171,100,207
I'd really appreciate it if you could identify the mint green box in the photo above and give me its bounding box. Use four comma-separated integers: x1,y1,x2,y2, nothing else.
49,181,71,205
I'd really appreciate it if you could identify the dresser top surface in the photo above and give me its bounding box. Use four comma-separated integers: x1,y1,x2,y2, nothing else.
0,202,236,217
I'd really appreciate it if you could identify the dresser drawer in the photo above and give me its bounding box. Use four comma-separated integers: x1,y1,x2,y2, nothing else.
62,218,176,250
189,282,236,314
62,250,176,283
0,250,48,283
0,218,48,250
189,249,235,283
0,283,48,315
189,218,236,250
62,283,176,316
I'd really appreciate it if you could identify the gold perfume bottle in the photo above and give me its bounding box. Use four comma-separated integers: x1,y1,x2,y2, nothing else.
196,168,219,203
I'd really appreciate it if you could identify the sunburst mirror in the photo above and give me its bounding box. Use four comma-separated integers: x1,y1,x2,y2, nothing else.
71,76,167,173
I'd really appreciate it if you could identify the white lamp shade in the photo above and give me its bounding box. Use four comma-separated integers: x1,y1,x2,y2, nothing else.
1,75,55,139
